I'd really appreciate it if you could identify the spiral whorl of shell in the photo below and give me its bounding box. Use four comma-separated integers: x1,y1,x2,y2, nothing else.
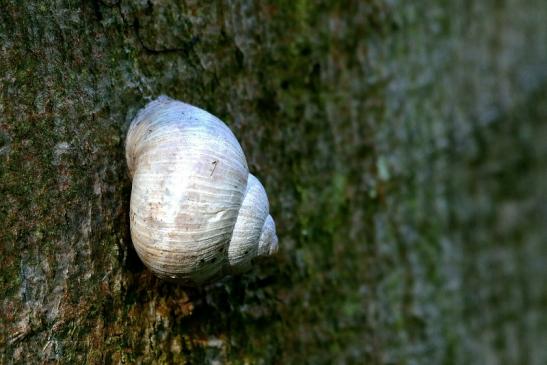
126,96,278,284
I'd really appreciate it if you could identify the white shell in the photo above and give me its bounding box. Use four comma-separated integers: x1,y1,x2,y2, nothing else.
126,96,278,284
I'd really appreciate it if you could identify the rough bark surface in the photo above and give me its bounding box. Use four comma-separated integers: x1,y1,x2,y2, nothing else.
1,1,546,364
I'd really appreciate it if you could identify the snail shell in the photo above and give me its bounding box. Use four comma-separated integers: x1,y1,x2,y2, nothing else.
126,96,278,285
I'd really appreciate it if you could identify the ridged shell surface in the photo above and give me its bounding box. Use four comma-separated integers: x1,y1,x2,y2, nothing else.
126,96,278,284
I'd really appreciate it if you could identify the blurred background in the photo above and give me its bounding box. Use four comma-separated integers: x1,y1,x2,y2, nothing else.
1,1,546,363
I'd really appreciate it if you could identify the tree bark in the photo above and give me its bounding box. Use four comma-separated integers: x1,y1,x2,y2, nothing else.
1,1,546,363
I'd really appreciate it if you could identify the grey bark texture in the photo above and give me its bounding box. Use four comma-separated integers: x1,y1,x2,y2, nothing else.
1,1,546,364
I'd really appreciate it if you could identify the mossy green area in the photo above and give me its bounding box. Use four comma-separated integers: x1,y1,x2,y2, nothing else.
1,1,546,363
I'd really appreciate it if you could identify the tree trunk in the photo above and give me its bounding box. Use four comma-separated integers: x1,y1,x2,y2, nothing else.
1,1,546,363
